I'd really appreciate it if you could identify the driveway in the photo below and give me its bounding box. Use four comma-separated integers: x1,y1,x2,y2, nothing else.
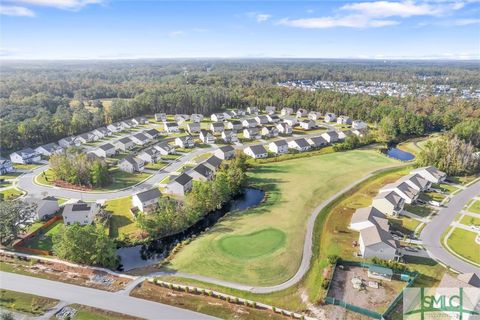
419,179,480,273
0,271,216,320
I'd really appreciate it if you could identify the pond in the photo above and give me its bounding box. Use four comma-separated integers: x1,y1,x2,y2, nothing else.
385,147,415,161
117,188,265,271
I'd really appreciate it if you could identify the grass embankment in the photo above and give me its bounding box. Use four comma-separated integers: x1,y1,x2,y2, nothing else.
166,150,399,287
0,289,58,315
62,304,141,320
0,188,24,200
446,228,480,265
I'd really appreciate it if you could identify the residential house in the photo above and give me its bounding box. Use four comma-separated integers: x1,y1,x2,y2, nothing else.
35,143,63,157
63,201,100,226
191,114,204,123
91,127,112,139
164,122,180,133
380,182,420,204
166,173,193,197
296,108,308,118
255,115,269,125
143,128,159,139
175,136,195,148
188,163,214,182
119,120,134,129
243,127,261,140
76,132,96,144
226,120,242,131
276,123,293,135
0,157,13,174
58,136,80,148
359,225,398,260
132,188,161,212
308,111,322,121
132,116,148,125
222,130,238,143
396,174,431,192
107,123,123,133
268,140,289,154
130,132,150,146
321,131,339,143
281,107,294,116
118,156,144,173
186,123,201,134
261,126,279,138
231,109,246,117
267,114,280,123
349,207,389,232
92,143,116,158
9,148,41,164
324,112,337,123
223,111,233,120
372,191,405,216
283,117,298,127
244,145,268,159
214,145,235,160
299,119,316,130
210,122,225,133
35,196,60,220
247,106,259,115
199,130,216,144
288,138,311,152
114,137,134,151
265,106,276,115
155,113,167,122
138,148,161,163
307,136,328,148
337,115,352,125
352,120,368,130
337,131,347,140
411,166,447,184
210,113,224,122
352,129,368,137
174,114,190,123
204,155,223,172
154,143,175,155
242,118,258,128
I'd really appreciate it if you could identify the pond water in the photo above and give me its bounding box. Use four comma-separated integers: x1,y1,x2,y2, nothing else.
117,188,265,271
385,147,415,161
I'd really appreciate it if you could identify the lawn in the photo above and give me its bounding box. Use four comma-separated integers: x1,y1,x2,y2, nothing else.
105,196,141,239
446,228,480,265
166,149,400,286
420,192,446,203
36,168,55,185
434,183,459,194
0,289,58,315
162,154,181,160
460,215,480,226
23,220,63,251
0,188,24,200
14,163,41,170
65,304,140,320
144,162,166,170
0,172,22,180
469,200,480,214
404,204,433,218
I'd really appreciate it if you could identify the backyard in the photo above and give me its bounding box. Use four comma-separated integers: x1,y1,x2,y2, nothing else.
23,220,63,252
105,196,142,239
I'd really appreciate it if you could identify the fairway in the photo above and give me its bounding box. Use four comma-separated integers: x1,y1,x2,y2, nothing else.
167,149,400,286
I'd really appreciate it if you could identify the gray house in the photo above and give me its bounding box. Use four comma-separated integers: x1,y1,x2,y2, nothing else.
114,137,135,151
132,188,161,212
92,143,116,158
119,156,144,173
214,145,235,160
175,136,195,148
188,163,214,182
166,173,193,196
204,155,223,172
35,143,63,157
138,148,160,163
187,123,201,134
10,148,41,164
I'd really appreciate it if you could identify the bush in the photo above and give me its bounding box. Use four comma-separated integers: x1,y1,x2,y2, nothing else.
327,254,340,265
321,280,330,290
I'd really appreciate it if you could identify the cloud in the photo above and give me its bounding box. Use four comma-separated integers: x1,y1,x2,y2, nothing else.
247,12,272,23
168,30,185,38
452,18,480,25
10,0,103,10
0,5,35,16
278,15,399,29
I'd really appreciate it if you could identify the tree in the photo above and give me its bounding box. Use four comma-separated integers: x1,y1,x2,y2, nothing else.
452,119,480,148
0,200,37,245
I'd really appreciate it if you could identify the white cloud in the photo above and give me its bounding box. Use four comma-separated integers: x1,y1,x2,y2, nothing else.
168,30,185,38
0,5,35,16
247,12,272,23
453,18,480,25
278,15,399,29
340,1,454,18
10,0,103,10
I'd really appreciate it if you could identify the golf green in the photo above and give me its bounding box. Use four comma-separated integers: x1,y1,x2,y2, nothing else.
218,228,286,259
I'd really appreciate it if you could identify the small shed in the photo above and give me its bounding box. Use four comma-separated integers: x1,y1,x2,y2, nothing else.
367,265,393,281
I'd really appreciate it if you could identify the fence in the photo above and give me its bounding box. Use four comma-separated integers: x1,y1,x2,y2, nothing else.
13,215,63,256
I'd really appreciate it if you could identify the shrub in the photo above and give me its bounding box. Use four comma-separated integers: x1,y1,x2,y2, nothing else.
321,280,330,290
327,254,340,265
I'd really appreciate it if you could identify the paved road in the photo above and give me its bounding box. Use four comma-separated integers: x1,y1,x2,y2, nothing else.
0,271,216,320
420,179,480,273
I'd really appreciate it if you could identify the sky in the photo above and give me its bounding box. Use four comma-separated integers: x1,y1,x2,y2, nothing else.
0,0,479,60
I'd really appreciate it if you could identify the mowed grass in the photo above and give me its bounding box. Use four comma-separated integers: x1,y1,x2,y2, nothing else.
0,289,58,315
469,200,480,214
460,215,480,226
67,304,140,320
105,196,140,238
23,220,63,251
166,150,399,286
0,187,24,200
446,228,480,265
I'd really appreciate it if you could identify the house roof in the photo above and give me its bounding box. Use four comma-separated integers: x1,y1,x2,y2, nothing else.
39,143,60,152
143,128,158,136
192,163,212,178
165,122,178,127
271,139,288,147
248,144,267,155
141,147,158,156
244,127,260,134
360,225,397,248
42,196,58,201
176,135,193,142
351,207,389,231
135,188,161,203
187,123,200,128
118,137,132,144
368,265,393,276
374,190,403,206
439,273,480,289
219,145,235,153
172,173,193,186
268,115,280,120
256,115,268,121
211,122,224,128
244,118,257,124
99,143,115,151
398,174,430,189
292,138,309,148
63,201,97,216
205,155,222,168
228,120,242,125
155,143,173,151
121,155,143,166
308,136,327,146
133,133,149,141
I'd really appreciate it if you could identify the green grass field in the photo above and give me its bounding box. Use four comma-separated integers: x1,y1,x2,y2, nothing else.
14,163,41,170
23,220,63,251
469,200,480,214
460,215,480,226
0,188,24,200
0,289,58,315
446,228,480,265
144,162,166,170
105,196,140,238
166,149,400,286
404,204,432,218
435,183,459,194
0,172,22,180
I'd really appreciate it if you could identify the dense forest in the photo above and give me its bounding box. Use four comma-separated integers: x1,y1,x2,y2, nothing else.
1,60,479,151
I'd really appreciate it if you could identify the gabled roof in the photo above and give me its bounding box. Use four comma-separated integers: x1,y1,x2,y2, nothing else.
397,174,430,189
291,138,309,148
155,143,174,151
172,173,193,186
228,120,242,125
205,155,222,169
118,137,132,144
132,133,149,141
165,122,178,127
192,163,212,178
351,207,389,231
39,143,60,152
244,118,257,124
219,145,235,153
308,136,327,146
211,122,224,128
248,144,267,155
360,225,397,248
143,128,159,136
134,188,161,203
271,139,288,147
374,190,403,206
121,155,143,167
187,122,201,128
244,127,260,134
141,147,158,156
99,143,115,151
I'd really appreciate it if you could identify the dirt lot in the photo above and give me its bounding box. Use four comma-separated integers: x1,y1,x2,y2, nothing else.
322,305,371,320
0,253,131,292
327,265,406,314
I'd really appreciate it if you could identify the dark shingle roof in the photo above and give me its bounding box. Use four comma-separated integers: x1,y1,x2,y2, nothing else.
99,143,115,151
249,144,267,155
173,173,192,186
272,139,288,147
192,163,212,178
205,155,222,168
135,188,161,203
119,137,132,144
219,145,234,152
293,138,309,148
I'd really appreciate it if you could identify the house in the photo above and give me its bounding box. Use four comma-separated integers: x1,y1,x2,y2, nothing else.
58,136,80,148
268,140,289,154
276,123,293,135
352,120,368,130
191,114,204,123
164,122,180,133
35,143,63,157
118,156,144,173
91,127,112,139
154,143,175,155
175,136,195,148
75,132,96,144
9,148,41,164
243,127,261,140
372,190,405,216
296,108,308,118
132,188,161,212
261,126,279,138
307,136,328,148
349,207,389,232
396,174,431,192
288,138,311,152
210,113,224,122
255,115,269,125
138,148,160,163
226,120,242,131
114,137,134,151
223,111,233,120
0,157,13,174
242,118,258,128
359,225,398,260
337,131,347,140
155,113,167,122
36,196,60,220
438,272,480,289
231,109,246,117
188,163,214,182
265,106,276,115
352,129,368,137
222,130,239,143
244,145,268,159
247,106,259,115
368,265,393,281
204,155,223,172
92,143,116,158
199,130,216,144
299,120,316,130
132,116,148,125
411,166,447,184
380,182,420,204
165,173,193,196
119,120,133,129
130,132,150,146
281,107,294,116
143,128,159,139
186,123,201,134
215,145,235,160
283,117,298,127
174,114,190,123
324,112,337,123
210,122,225,133
63,201,100,226
308,111,322,121
337,115,352,125
267,114,280,123
321,131,339,143
107,123,123,133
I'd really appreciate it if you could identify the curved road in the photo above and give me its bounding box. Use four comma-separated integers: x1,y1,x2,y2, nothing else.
420,179,480,274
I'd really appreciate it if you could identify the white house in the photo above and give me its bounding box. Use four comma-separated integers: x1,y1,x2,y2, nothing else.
130,132,150,146
119,156,144,173
63,201,100,226
337,115,352,125
175,136,195,148
247,106,259,115
211,113,225,122
265,106,276,115
296,108,308,118
191,114,204,123
166,173,193,197
114,137,134,151
138,148,160,163
154,143,175,155
215,145,235,160
261,126,279,138
242,118,258,128
164,122,180,133
352,120,368,130
199,130,215,144
132,116,148,125
307,136,328,148
36,196,60,220
324,112,337,123
187,123,201,134
244,145,268,159
288,138,311,152
92,143,116,158
132,188,162,213
276,123,293,135
372,191,405,216
91,127,112,139
321,131,339,143
410,166,447,184
107,123,123,133
35,143,63,157
380,182,420,204
255,115,269,125
226,120,242,131
210,122,225,133
299,120,316,130
283,117,298,127
268,140,289,154
243,127,261,140
222,130,239,143
308,111,322,121
281,107,294,116
10,148,41,164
